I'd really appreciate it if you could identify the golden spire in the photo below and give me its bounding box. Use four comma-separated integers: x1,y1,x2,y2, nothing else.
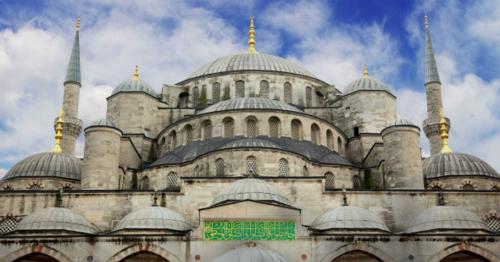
133,65,139,80
53,109,64,153
248,16,257,54
363,64,369,78
439,109,452,154
76,17,81,32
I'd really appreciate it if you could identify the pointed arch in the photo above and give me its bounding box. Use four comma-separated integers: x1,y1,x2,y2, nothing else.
3,244,72,262
320,243,394,262
427,242,499,262
223,117,234,138
106,243,181,262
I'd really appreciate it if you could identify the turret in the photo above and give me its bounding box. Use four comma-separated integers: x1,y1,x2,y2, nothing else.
59,17,83,154
422,15,450,155
81,119,122,189
381,119,424,189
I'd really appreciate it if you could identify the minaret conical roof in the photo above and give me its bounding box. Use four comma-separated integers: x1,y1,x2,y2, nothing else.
64,17,81,85
424,15,441,85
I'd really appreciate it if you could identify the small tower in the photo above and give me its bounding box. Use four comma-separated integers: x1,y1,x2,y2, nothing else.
58,17,83,155
422,15,450,155
381,119,424,189
81,119,122,189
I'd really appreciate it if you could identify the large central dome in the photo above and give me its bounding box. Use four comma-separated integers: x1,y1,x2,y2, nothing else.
179,53,319,83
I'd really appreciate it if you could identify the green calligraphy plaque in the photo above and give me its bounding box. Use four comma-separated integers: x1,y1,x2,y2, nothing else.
204,221,295,240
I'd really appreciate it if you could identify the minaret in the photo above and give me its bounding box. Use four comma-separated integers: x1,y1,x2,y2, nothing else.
58,17,83,154
422,14,449,155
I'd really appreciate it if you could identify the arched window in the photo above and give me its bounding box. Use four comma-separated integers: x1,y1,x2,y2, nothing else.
462,183,475,191
284,82,292,103
178,92,189,108
337,137,343,153
326,130,334,150
303,166,309,177
246,117,257,137
166,171,179,190
259,80,269,98
236,80,245,98
192,86,200,108
268,117,281,138
27,182,43,190
247,156,257,175
168,130,177,149
140,176,149,190
183,125,193,144
332,251,383,262
212,82,221,103
223,117,234,138
315,90,324,106
440,251,490,262
352,175,362,189
325,172,334,190
278,158,289,177
306,86,312,107
354,126,360,136
311,123,320,144
216,158,224,176
291,119,303,140
201,120,212,140
160,137,166,150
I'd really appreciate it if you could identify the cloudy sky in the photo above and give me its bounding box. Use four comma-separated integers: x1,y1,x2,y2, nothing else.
0,0,498,176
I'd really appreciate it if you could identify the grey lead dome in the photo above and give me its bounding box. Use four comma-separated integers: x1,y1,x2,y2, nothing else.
181,53,318,83
343,75,393,95
212,178,291,206
15,207,98,234
423,152,499,179
113,206,191,232
199,97,302,114
111,78,159,98
3,152,81,181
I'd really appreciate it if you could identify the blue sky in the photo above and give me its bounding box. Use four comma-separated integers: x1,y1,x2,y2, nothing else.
0,0,499,174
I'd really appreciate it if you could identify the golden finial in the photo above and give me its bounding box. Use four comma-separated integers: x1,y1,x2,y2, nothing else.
439,109,452,154
76,17,81,32
424,13,429,29
363,64,369,78
133,65,139,80
248,16,257,54
53,109,64,153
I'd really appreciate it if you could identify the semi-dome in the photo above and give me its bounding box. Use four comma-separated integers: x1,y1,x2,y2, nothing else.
343,67,392,95
423,152,498,179
113,206,191,232
405,206,490,234
3,152,81,181
212,178,291,206
180,53,319,84
214,246,287,262
199,97,302,114
310,206,390,232
15,207,98,234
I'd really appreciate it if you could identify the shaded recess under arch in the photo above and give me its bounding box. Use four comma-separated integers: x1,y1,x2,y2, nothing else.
106,243,180,262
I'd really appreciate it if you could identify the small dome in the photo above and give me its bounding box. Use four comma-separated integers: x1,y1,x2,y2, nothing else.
405,206,490,234
89,118,117,128
111,78,158,98
214,246,287,262
423,152,498,179
3,152,81,181
199,97,302,114
343,68,392,95
212,178,291,206
310,206,389,232
15,207,98,234
113,206,191,232
181,52,319,83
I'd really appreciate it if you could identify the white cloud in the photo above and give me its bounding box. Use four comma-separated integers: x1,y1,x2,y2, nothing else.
0,168,7,179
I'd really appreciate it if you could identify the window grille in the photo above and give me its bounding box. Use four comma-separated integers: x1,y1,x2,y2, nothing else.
278,159,289,177
212,82,221,103
325,172,334,190
269,117,280,138
192,86,200,107
311,124,320,144
202,121,212,140
167,172,180,190
284,82,292,103
291,120,302,140
223,118,234,138
184,125,193,144
259,80,269,98
216,158,225,176
247,156,257,175
352,175,362,189
485,215,500,233
327,130,334,150
236,80,245,98
0,216,21,234
247,119,257,137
